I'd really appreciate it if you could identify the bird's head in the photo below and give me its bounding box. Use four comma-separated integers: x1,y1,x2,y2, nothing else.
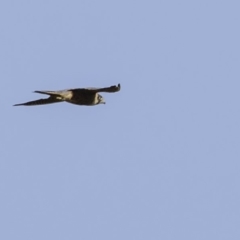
97,94,105,104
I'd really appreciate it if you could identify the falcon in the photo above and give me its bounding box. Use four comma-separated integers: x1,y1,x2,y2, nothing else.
14,83,121,106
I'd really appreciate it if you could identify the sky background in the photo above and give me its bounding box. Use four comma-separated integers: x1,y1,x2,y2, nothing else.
1,0,240,239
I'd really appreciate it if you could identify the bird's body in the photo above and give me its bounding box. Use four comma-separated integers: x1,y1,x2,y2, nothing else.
14,84,120,107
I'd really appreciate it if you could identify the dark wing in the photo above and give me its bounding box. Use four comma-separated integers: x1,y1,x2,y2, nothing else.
13,96,63,106
85,83,121,93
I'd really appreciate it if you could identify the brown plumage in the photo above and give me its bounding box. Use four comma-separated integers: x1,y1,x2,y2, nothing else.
14,84,121,107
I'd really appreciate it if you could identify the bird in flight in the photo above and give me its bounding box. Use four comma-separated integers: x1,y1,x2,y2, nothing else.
14,83,121,107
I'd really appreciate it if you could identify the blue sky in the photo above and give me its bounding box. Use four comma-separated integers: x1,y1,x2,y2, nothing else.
1,0,240,239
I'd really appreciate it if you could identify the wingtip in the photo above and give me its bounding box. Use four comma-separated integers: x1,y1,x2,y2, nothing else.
13,102,28,106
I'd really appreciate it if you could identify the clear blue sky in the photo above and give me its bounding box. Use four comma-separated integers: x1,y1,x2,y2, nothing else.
1,0,240,239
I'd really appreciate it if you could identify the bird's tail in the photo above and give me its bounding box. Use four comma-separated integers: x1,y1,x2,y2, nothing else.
34,90,60,96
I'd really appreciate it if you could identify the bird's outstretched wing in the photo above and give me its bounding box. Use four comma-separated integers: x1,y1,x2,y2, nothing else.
85,84,121,93
13,96,63,106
